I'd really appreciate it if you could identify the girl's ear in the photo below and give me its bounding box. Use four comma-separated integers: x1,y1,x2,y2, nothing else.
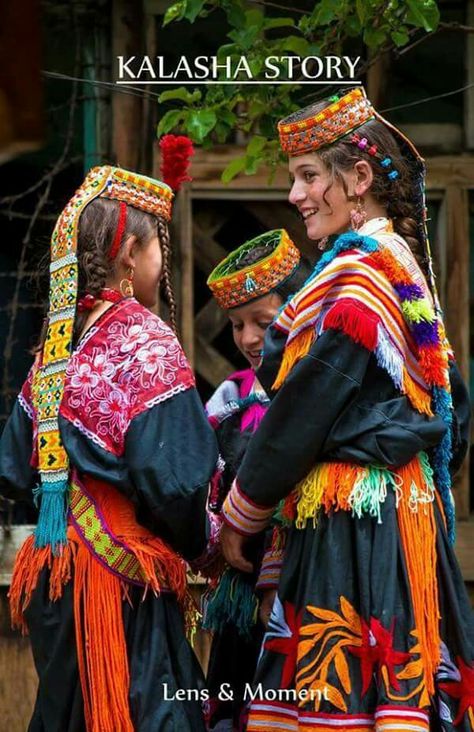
353,160,374,197
118,235,138,270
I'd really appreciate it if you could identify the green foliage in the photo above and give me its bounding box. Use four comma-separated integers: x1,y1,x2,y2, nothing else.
157,0,441,181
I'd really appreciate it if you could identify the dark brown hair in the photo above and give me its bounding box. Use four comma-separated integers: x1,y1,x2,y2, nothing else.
37,197,176,351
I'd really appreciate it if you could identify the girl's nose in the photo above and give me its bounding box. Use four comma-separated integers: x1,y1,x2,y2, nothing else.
288,180,306,205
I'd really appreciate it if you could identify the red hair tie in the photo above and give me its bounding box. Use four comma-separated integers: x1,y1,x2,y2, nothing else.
109,202,127,259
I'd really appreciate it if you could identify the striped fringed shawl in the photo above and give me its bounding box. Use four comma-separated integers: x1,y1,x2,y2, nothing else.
271,230,455,542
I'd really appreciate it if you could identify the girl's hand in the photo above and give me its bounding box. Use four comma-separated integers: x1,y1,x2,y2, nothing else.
259,589,276,628
220,522,253,573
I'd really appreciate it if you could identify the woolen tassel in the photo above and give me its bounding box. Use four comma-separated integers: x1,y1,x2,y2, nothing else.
348,466,395,523
396,455,441,695
375,325,404,389
273,328,315,390
74,544,134,732
33,479,69,553
9,534,73,633
401,298,436,324
203,568,258,638
418,345,449,387
402,369,433,416
323,298,380,351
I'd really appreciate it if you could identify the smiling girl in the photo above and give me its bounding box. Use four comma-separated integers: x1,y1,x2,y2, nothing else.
220,88,473,731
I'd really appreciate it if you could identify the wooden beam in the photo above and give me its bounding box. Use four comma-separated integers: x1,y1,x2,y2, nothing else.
112,0,143,168
0,0,43,163
445,185,470,520
195,337,235,387
195,299,228,342
176,187,195,364
193,223,227,275
189,147,474,192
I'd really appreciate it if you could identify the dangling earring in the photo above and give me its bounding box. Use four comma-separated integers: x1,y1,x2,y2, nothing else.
350,196,367,232
120,266,134,297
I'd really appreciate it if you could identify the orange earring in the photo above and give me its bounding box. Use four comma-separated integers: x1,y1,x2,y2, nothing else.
120,267,134,297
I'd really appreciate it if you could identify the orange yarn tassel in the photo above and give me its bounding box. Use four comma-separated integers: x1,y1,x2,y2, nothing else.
74,542,134,732
418,345,449,388
9,534,73,633
402,369,433,416
273,328,315,389
395,457,440,696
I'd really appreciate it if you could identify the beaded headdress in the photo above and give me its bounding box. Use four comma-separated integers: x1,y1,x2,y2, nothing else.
207,229,301,310
32,165,174,552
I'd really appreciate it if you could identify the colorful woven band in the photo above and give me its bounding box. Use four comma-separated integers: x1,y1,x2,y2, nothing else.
207,229,300,309
32,165,173,552
278,87,375,155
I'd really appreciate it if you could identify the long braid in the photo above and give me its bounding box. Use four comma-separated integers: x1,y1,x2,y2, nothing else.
157,217,178,333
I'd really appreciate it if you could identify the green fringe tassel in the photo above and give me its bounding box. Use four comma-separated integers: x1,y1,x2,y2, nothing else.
33,479,69,553
203,568,258,639
349,466,396,524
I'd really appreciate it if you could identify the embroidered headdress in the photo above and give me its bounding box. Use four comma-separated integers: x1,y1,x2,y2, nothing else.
207,229,301,309
32,151,193,552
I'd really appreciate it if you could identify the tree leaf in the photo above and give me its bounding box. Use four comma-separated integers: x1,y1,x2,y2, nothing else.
157,109,187,136
163,1,185,26
280,35,310,56
406,0,440,32
221,155,246,183
247,135,266,156
391,28,410,46
187,109,217,143
264,17,295,30
184,0,207,23
159,87,201,104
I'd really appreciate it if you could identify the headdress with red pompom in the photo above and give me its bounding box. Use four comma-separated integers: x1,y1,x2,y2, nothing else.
159,134,195,192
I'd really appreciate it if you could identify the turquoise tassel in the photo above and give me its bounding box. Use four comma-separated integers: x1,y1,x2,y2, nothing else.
33,479,69,553
203,568,258,638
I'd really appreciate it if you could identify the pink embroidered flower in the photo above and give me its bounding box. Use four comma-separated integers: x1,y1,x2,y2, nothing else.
136,342,168,375
97,388,129,433
70,361,100,396
91,352,115,380
120,323,149,353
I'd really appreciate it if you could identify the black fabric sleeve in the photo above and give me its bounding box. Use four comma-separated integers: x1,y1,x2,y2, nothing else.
237,330,372,506
449,362,471,475
0,400,37,503
125,388,219,561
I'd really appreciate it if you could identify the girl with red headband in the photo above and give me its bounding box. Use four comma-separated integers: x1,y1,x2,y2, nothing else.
0,139,218,732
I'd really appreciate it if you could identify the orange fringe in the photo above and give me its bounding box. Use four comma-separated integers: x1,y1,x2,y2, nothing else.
9,534,74,634
320,463,362,513
73,537,134,732
9,476,190,732
273,328,315,390
371,248,411,284
85,476,188,603
418,345,449,388
396,457,440,696
402,368,433,416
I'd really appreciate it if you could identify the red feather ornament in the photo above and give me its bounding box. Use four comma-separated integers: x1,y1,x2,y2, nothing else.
159,134,195,192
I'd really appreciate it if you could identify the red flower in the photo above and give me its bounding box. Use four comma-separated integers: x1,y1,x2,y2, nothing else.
347,617,411,696
159,134,194,192
439,657,474,725
264,599,303,688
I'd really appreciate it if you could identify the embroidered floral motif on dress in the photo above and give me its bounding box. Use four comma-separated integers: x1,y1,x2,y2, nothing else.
60,299,195,455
